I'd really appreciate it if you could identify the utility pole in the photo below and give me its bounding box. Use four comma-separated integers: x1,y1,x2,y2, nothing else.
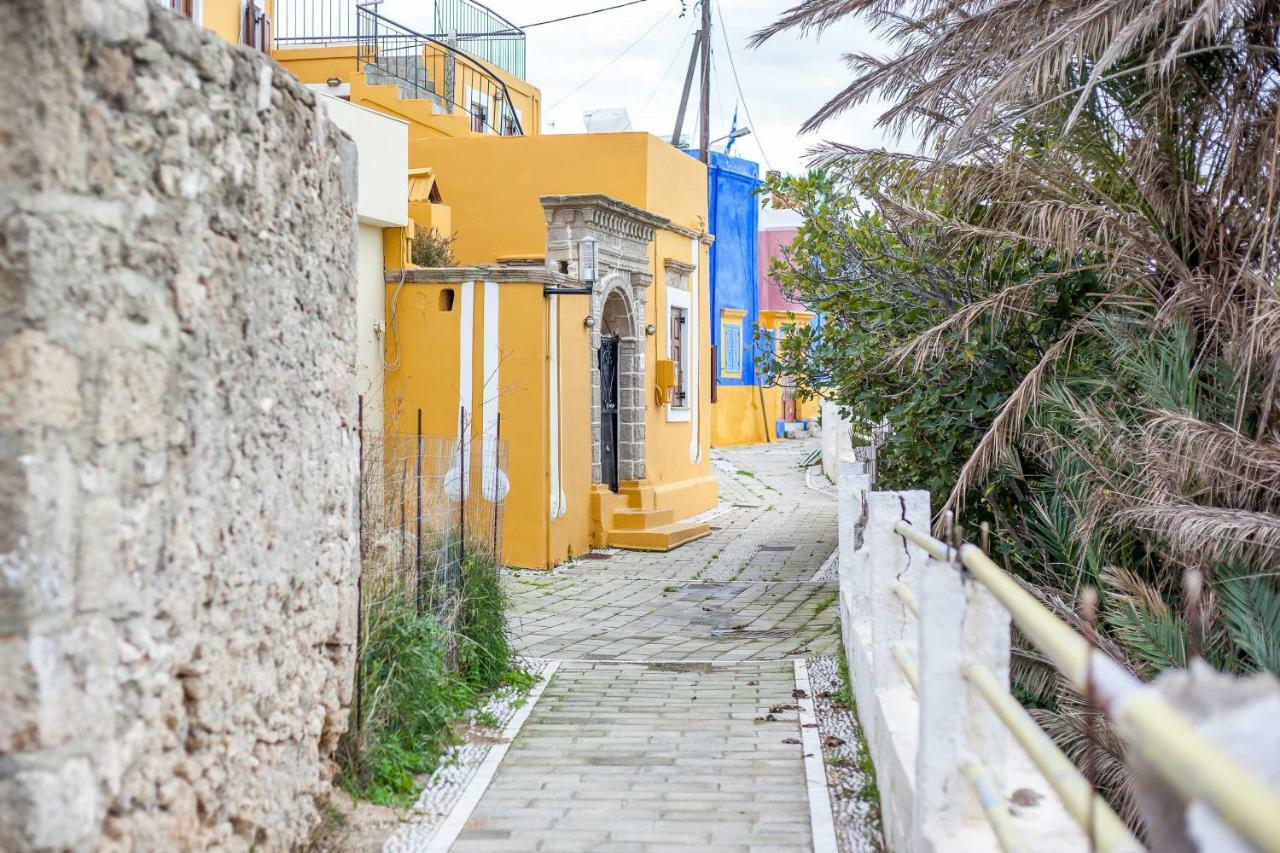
671,29,702,149
698,0,711,163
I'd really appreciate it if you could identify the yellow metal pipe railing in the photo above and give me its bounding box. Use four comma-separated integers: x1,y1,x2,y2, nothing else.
892,581,919,618
965,663,1142,853
892,643,919,694
962,759,1031,853
893,519,1280,853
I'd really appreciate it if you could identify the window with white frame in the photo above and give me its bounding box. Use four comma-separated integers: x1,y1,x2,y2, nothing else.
720,309,745,378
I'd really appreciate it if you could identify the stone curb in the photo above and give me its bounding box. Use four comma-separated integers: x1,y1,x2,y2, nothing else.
421,661,562,852
797,659,841,853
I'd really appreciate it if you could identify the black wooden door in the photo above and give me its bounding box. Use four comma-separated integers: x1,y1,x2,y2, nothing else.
599,335,620,492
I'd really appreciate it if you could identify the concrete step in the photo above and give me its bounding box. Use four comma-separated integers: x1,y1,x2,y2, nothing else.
363,59,437,101
609,507,675,531
607,521,711,552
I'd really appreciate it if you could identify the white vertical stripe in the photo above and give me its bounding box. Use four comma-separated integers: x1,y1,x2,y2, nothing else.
688,238,701,462
458,281,475,426
483,280,500,476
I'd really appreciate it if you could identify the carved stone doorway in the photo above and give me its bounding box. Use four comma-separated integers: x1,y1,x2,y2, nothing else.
592,287,644,486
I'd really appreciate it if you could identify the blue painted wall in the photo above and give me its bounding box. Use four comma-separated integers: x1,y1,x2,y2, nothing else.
688,149,762,386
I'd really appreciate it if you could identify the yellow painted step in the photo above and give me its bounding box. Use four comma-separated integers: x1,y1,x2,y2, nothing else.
607,521,711,552
610,508,675,530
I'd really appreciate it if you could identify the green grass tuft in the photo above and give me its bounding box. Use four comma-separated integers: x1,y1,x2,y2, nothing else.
337,552,528,808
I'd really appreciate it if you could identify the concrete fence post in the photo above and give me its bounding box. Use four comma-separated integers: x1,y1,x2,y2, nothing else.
962,571,1012,808
838,464,874,756
914,545,1013,852
865,491,929,691
863,489,929,850
914,553,968,852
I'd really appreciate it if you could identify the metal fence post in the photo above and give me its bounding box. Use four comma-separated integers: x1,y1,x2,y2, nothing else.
415,407,424,615
458,406,466,587
492,413,502,562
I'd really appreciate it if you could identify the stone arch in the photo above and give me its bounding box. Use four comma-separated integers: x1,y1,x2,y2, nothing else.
591,279,646,486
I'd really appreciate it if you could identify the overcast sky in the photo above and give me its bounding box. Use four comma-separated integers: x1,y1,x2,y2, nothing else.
378,0,902,225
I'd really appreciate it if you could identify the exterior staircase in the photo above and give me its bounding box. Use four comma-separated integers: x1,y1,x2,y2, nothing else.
595,482,711,552
362,54,443,109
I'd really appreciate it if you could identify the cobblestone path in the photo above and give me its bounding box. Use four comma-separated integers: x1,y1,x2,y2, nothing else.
452,440,840,852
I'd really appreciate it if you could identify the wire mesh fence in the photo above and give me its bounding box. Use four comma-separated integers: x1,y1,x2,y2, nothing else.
353,404,509,737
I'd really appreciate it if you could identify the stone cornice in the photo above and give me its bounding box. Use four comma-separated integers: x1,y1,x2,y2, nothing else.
662,258,696,275
540,193,670,232
384,266,570,286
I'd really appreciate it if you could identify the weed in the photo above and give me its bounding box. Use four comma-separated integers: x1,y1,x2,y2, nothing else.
735,469,757,478
474,709,500,729
813,590,838,617
663,585,678,593
337,552,525,808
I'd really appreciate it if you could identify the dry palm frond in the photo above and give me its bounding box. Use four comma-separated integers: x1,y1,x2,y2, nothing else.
1143,412,1280,510
1116,502,1280,569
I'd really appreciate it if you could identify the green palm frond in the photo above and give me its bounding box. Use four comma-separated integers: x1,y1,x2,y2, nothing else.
1216,566,1280,676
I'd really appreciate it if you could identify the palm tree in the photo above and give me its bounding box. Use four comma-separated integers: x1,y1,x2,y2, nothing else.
756,0,1280,830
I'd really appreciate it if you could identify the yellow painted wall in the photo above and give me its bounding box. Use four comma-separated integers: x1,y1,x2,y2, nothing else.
274,44,540,142
197,0,274,46
413,133,717,522
411,133,651,263
383,280,594,569
713,310,820,447
713,384,771,446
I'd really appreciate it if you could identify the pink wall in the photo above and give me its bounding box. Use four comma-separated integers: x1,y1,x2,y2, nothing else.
757,227,807,312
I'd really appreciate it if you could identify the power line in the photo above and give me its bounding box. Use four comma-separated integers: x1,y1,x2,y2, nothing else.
519,0,650,29
546,4,674,113
636,21,697,118
714,0,772,171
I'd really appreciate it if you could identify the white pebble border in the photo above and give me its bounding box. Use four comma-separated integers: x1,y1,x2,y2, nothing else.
383,657,556,852
808,654,886,853
795,659,840,853
809,546,839,584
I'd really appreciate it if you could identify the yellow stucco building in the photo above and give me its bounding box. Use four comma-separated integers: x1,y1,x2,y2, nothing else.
179,0,718,569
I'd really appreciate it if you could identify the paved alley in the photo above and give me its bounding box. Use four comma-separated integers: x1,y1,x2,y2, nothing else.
450,439,841,852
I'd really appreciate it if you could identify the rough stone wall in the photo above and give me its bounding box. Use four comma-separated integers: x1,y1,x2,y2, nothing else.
0,2,359,850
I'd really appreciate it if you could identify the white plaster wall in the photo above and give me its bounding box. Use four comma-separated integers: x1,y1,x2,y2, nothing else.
320,94,409,228
356,224,386,424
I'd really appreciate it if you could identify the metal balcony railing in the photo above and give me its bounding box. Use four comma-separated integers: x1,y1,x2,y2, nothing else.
272,1,525,136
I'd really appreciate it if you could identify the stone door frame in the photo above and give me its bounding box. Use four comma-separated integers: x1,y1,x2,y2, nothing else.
591,280,645,485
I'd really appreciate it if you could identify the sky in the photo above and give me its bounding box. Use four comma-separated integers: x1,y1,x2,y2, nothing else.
378,0,903,225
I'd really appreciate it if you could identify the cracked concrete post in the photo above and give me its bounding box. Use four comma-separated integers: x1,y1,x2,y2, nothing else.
837,462,873,714
914,530,1011,853
863,489,929,851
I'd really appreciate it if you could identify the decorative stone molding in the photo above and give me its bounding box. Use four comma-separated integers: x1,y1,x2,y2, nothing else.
385,265,572,286
540,194,662,486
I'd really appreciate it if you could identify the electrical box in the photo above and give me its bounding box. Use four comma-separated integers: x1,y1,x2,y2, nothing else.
654,359,676,405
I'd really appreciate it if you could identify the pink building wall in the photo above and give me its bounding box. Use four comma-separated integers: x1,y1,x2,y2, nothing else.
757,227,808,312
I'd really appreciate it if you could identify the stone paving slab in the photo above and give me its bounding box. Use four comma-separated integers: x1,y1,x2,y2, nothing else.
507,576,840,662
437,440,844,851
450,661,816,853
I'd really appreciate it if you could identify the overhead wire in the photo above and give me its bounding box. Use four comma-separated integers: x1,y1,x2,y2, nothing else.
713,0,772,171
545,3,675,113
635,20,697,119
518,0,650,29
